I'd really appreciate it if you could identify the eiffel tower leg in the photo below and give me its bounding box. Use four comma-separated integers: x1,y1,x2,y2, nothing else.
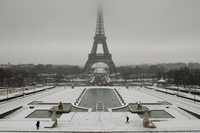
91,42,98,54
104,60,117,73
83,59,94,73
102,42,109,54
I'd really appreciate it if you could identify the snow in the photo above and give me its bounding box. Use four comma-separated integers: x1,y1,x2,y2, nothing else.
143,86,200,115
0,86,54,101
38,87,83,104
0,86,62,118
0,86,200,132
147,86,200,101
117,86,161,103
0,113,200,132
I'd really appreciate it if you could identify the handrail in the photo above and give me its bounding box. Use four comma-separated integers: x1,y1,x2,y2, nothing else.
114,88,126,105
74,88,86,105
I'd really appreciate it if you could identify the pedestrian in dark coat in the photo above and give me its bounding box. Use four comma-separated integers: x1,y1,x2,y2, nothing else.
126,116,129,123
36,120,40,130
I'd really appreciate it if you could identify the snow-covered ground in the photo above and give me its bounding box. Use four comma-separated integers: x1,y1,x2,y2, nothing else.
0,86,61,118
147,86,200,101
166,85,200,93
0,86,54,101
140,86,200,115
0,86,200,132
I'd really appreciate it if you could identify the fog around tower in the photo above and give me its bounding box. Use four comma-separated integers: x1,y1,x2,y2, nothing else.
0,0,200,66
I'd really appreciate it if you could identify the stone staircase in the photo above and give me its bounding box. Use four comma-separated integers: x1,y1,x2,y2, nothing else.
96,101,104,112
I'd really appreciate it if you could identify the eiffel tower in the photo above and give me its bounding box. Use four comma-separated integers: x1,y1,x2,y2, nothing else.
83,6,116,73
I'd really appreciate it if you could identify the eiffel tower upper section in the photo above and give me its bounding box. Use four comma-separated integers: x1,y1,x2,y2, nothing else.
95,6,105,36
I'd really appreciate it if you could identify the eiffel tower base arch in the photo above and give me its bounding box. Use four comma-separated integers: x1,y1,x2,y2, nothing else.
83,54,116,73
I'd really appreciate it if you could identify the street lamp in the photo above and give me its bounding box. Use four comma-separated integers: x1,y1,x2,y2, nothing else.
7,85,8,99
6,79,9,99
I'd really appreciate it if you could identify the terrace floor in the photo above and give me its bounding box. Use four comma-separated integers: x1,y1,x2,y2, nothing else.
0,86,200,132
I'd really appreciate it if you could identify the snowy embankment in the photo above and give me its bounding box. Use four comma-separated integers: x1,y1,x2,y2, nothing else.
0,86,66,119
146,86,200,102
139,86,200,116
166,85,200,94
0,86,55,102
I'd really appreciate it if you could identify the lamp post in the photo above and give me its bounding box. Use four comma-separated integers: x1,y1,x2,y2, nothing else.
23,86,25,97
6,85,8,99
194,87,196,104
6,79,9,99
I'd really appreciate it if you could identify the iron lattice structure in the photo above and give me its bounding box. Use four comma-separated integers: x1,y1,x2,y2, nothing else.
83,6,116,73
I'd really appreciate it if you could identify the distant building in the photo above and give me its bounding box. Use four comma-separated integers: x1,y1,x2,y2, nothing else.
157,78,167,87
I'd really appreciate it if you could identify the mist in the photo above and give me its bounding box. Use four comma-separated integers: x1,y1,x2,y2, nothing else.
0,0,200,66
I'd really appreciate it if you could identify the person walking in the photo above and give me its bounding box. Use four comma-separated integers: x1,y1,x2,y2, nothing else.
36,120,40,130
126,116,129,123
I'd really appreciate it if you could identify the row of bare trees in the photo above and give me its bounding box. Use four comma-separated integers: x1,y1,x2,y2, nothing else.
117,65,200,87
166,67,200,86
0,64,82,87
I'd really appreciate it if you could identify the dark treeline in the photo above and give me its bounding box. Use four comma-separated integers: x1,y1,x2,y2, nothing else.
0,64,81,87
166,67,200,86
31,64,81,75
117,65,164,79
1,63,200,87
118,64,200,86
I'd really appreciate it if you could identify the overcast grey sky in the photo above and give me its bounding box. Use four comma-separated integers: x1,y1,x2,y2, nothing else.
0,0,200,66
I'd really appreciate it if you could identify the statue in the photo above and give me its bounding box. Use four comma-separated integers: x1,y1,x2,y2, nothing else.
143,111,156,128
58,101,63,110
